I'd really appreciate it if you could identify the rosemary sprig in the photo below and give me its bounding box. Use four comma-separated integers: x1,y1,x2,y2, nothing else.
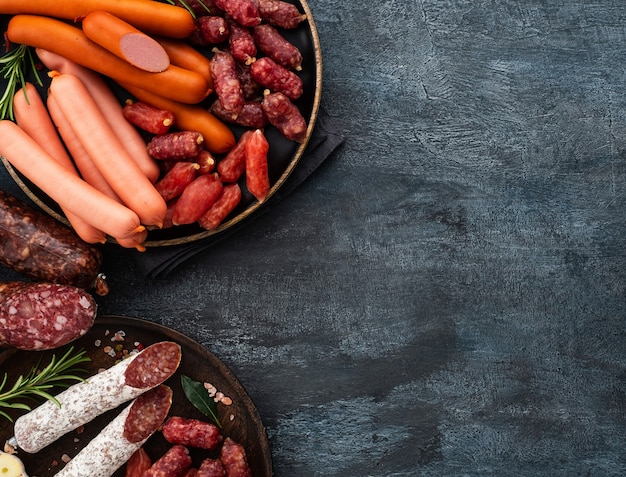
0,44,43,121
162,0,212,19
0,346,91,422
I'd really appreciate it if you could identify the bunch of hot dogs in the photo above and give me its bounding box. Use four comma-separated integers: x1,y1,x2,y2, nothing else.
0,0,311,249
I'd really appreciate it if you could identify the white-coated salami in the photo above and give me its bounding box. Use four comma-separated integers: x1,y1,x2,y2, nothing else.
54,385,173,477
13,341,181,453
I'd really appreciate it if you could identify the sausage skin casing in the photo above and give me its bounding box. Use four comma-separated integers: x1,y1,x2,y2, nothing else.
0,281,96,350
54,385,173,477
0,191,107,294
13,341,182,453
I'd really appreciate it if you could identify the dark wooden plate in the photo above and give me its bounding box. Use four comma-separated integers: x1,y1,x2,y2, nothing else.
0,315,272,477
0,0,322,247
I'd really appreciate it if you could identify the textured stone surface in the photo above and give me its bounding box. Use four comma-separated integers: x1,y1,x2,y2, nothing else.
2,0,626,475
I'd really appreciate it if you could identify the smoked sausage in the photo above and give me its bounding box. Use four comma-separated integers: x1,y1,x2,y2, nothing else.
0,190,108,294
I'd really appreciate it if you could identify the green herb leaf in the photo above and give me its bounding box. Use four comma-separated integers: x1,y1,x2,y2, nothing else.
181,374,221,428
0,44,43,120
0,346,90,422
161,0,211,19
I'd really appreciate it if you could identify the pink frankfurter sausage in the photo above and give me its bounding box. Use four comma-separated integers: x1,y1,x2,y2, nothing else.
13,341,182,453
36,48,161,184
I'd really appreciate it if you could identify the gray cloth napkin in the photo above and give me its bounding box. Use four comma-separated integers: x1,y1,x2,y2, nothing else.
132,107,344,279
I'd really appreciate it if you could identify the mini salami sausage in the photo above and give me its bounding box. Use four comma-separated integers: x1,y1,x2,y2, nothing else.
210,98,268,128
198,183,242,230
253,24,302,70
214,0,261,27
13,341,182,453
236,62,262,100
194,150,217,175
155,161,200,202
0,282,96,351
126,448,152,477
162,416,223,450
257,0,307,29
55,386,173,477
216,129,254,182
198,16,230,44
262,91,308,142
245,128,270,202
250,56,303,100
197,458,225,477
0,190,107,294
143,445,193,477
210,49,245,119
184,469,199,477
227,19,256,65
171,173,224,225
220,438,252,477
123,101,175,135
148,131,205,160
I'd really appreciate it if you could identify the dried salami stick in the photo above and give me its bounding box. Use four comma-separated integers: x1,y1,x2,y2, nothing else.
220,438,252,477
228,18,256,65
54,385,173,477
250,56,303,100
253,24,302,71
13,341,182,453
162,416,223,450
211,49,245,120
257,0,307,29
261,91,307,142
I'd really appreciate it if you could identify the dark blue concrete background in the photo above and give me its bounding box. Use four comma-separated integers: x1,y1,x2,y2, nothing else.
2,0,626,475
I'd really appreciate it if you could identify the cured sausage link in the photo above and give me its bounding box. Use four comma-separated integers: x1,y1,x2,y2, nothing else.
13,341,182,453
54,385,173,477
0,190,106,292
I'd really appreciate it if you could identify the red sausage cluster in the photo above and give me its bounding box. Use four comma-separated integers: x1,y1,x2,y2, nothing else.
187,0,309,142
125,417,252,477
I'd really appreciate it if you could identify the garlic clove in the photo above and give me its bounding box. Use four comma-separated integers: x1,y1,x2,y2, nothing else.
0,451,28,477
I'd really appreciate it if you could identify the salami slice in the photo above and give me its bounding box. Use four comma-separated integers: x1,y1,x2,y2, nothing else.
14,341,182,453
54,385,173,477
